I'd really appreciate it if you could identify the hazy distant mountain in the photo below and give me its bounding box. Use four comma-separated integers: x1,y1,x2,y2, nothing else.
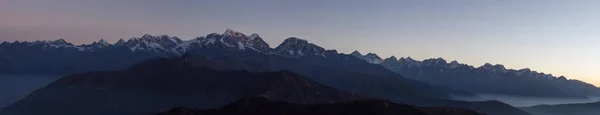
157,96,485,115
351,51,383,64
366,55,600,98
521,101,600,115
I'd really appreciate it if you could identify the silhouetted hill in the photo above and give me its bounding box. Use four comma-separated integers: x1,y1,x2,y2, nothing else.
157,96,484,115
0,59,365,115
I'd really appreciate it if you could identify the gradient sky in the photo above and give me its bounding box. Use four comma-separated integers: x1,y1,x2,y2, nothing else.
1,0,599,85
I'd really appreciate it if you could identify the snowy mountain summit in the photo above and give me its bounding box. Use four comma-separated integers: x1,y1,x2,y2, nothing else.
351,51,383,64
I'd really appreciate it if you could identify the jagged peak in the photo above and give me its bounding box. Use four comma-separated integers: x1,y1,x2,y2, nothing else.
404,57,416,61
206,33,221,38
482,63,494,67
29,38,73,47
98,39,107,43
365,53,380,58
35,38,70,45
519,68,532,72
420,57,447,65
141,34,153,38
558,75,567,79
223,28,247,38
382,56,399,64
277,37,312,48
450,60,460,65
433,57,448,64
479,63,508,73
115,38,126,46
274,37,327,58
494,64,506,69
225,28,238,33
249,33,260,39
283,37,308,42
325,49,338,54
130,34,181,42
387,56,398,61
95,39,109,45
54,38,67,43
424,57,446,61
362,53,383,64
351,50,362,56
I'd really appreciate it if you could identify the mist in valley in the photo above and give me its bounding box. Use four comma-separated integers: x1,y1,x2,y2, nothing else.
475,94,600,107
0,74,62,108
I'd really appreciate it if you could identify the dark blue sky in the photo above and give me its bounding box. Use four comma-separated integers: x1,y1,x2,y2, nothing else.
1,0,599,84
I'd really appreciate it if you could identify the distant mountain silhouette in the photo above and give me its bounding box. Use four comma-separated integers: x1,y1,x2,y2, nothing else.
521,101,600,115
358,52,600,98
157,96,484,115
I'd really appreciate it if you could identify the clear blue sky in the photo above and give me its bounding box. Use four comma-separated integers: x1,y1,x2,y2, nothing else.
1,0,599,85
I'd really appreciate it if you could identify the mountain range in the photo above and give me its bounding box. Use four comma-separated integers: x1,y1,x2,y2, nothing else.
521,101,600,115
354,53,600,97
0,29,596,98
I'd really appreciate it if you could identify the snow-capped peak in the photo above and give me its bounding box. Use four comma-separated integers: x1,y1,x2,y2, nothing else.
404,57,416,62
450,60,460,65
514,68,533,76
350,50,365,59
273,37,326,58
387,56,398,61
32,39,74,48
115,39,126,46
52,39,68,44
124,34,182,52
381,56,400,65
249,33,260,40
423,57,447,65
448,60,461,69
480,63,507,73
94,39,110,46
200,29,270,52
361,53,383,64
351,50,362,56
223,28,247,39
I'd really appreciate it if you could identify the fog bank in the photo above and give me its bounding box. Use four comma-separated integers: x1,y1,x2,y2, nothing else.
478,94,600,107
0,74,62,108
